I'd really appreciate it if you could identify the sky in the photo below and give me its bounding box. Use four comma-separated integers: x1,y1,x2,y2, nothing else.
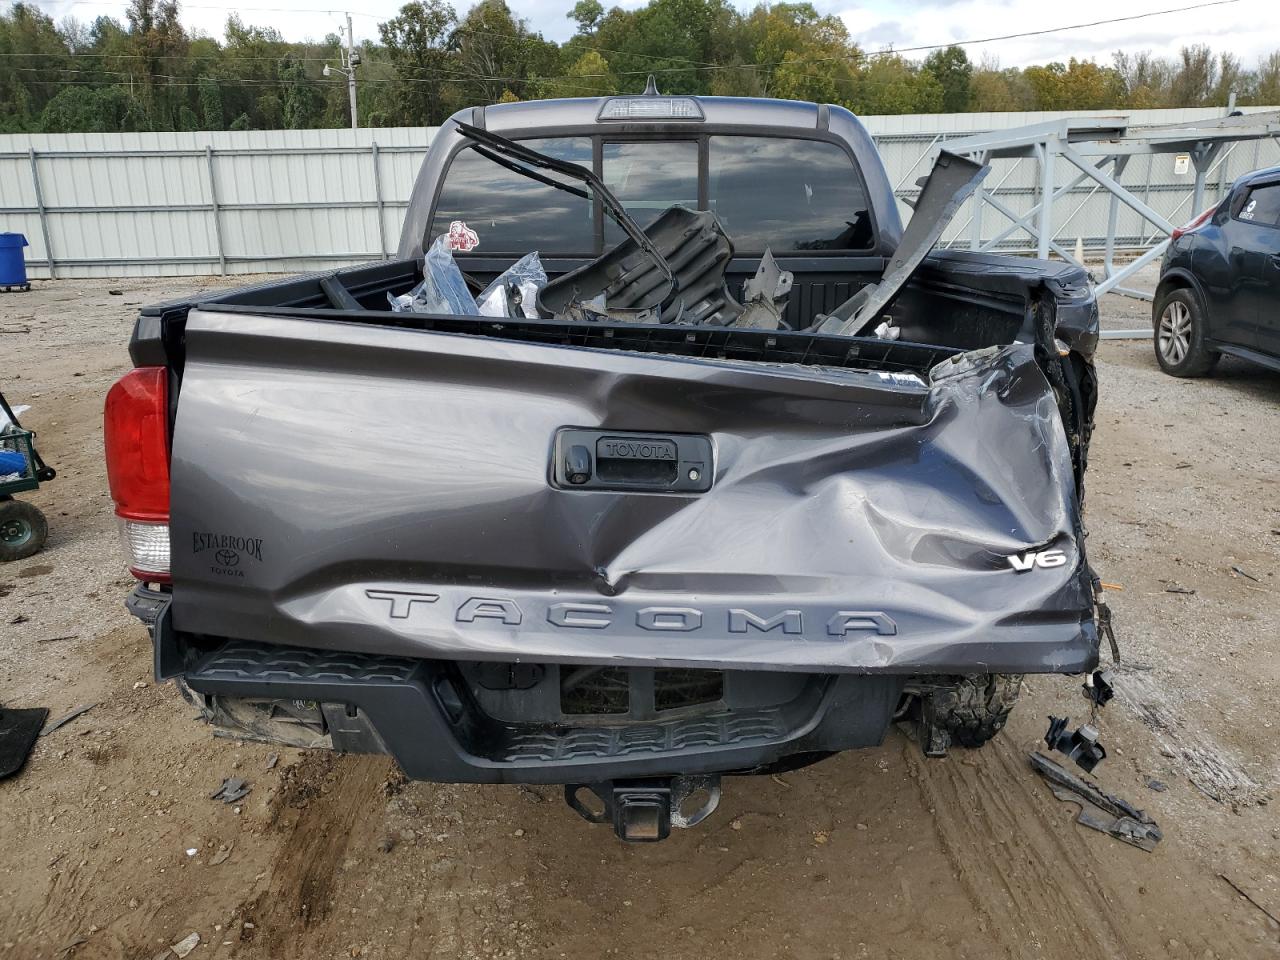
25,0,1280,70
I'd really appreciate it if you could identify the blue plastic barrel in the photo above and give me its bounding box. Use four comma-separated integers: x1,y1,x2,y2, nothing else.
0,233,29,286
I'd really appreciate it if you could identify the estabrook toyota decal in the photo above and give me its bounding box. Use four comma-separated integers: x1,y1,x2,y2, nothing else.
193,530,264,578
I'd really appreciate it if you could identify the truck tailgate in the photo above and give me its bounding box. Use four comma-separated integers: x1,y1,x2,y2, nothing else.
169,309,1097,674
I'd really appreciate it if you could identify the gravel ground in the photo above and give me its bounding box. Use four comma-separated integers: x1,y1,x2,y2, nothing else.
1,273,1278,960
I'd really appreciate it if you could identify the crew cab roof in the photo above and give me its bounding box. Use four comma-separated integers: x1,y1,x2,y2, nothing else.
470,95,835,136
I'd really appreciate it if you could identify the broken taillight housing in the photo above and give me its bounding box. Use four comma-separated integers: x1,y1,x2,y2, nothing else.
104,366,170,581
1170,205,1217,241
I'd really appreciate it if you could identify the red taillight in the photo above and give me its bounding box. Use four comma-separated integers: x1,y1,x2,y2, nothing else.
1171,205,1216,241
105,366,170,580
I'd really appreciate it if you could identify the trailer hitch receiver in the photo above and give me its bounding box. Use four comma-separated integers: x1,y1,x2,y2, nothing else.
566,775,721,842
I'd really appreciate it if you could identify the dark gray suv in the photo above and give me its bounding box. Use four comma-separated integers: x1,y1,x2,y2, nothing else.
1153,165,1280,376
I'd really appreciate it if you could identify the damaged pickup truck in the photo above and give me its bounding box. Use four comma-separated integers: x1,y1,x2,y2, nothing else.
107,90,1105,841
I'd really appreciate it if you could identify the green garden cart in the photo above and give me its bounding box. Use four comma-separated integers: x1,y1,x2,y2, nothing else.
0,390,55,562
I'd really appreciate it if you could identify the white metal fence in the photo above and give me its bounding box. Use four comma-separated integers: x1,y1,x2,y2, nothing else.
0,106,1276,279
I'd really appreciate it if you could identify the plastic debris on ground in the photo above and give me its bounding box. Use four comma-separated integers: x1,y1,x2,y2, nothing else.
0,707,48,779
0,448,26,481
1029,752,1163,852
476,251,547,319
1,402,31,481
0,403,29,430
171,932,201,958
388,234,479,316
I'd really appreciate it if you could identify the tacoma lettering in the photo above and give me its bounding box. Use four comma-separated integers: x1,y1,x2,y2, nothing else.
728,609,803,634
367,593,897,638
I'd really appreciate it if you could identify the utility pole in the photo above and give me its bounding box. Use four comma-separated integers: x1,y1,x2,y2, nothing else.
345,13,359,131
323,13,360,129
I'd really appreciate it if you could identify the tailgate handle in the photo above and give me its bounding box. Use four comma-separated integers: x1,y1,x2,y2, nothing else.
554,429,712,493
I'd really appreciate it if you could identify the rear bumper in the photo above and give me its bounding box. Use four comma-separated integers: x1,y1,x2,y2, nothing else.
133,585,1093,784
138,588,908,784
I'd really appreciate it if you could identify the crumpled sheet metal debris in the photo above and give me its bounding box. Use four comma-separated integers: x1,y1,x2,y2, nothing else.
1030,751,1162,852
815,150,989,338
735,249,793,330
210,776,251,803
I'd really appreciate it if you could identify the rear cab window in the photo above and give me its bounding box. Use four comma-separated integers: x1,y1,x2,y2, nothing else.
708,137,873,252
429,137,594,255
602,140,699,244
429,131,874,257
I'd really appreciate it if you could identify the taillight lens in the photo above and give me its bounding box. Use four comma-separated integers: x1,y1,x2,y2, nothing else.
104,367,170,581
1171,205,1216,241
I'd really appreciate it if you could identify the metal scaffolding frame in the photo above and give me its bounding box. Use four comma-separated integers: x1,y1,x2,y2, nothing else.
942,110,1280,310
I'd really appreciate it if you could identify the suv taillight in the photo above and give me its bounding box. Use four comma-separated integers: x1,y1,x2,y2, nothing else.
1171,205,1217,241
104,367,170,581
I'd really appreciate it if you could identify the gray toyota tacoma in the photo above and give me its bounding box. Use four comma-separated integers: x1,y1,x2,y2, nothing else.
106,91,1104,841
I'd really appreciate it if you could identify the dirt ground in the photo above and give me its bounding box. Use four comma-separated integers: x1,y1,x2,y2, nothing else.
1,273,1278,960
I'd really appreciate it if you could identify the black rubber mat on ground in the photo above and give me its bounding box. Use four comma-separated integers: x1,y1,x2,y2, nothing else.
0,707,48,779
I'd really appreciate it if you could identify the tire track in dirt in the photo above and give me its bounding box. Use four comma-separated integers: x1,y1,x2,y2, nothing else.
911,734,1150,959
240,752,392,959
908,726,1269,960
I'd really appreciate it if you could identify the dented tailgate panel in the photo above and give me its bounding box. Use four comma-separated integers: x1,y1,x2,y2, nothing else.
169,309,1098,675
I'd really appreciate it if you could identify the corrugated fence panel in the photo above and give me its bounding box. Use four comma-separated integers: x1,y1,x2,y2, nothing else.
0,108,1275,278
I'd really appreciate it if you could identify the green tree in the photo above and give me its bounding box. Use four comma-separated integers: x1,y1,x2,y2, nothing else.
0,3,75,131
852,54,943,115
1025,58,1123,110
1,0,1279,133
378,0,458,124
595,0,738,95
969,60,1036,111
279,52,323,128
922,46,972,112
1169,44,1215,106
452,0,558,104
125,0,188,127
544,50,617,98
568,0,603,34
740,3,858,102
1253,52,1280,105
40,85,149,131
220,15,288,130
1212,52,1242,106
1113,50,1171,107
197,74,223,128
